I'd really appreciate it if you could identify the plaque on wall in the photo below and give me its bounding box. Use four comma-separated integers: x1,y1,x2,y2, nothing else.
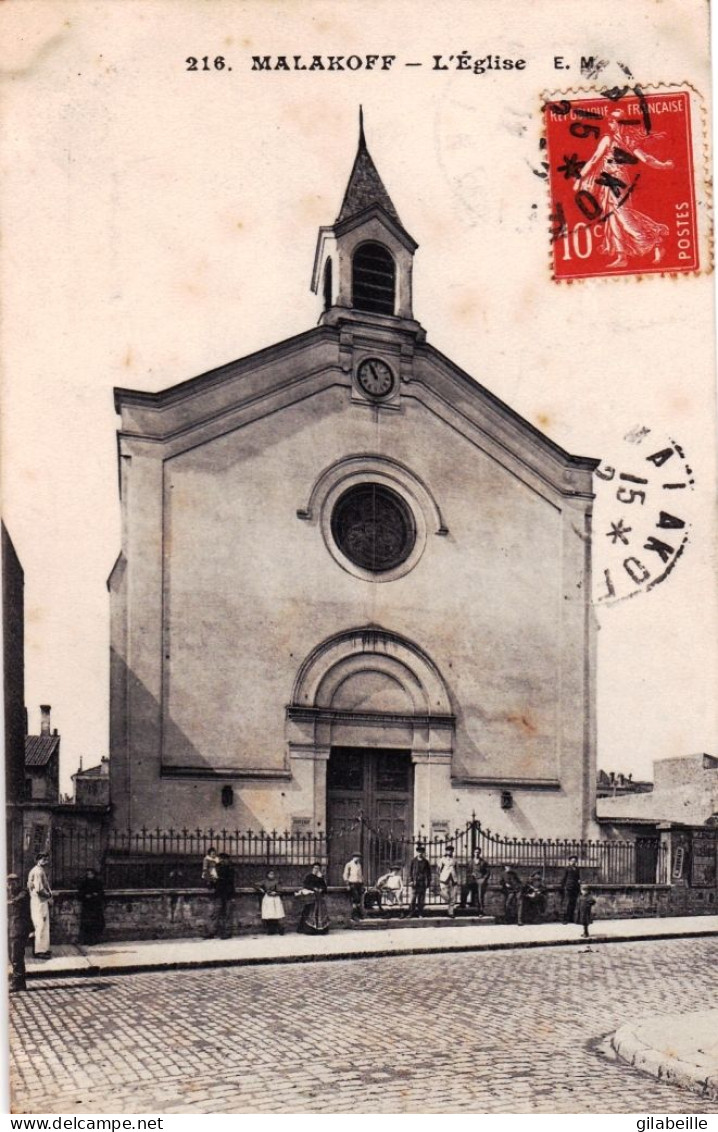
690,829,717,888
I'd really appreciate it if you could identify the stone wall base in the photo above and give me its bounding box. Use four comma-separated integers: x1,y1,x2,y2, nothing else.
48,883,718,945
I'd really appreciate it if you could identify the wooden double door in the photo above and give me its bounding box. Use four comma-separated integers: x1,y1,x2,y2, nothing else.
326,747,413,885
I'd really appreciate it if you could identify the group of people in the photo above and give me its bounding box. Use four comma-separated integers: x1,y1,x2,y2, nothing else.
342,847,597,935
344,845,492,921
497,856,595,934
7,852,106,993
201,848,331,938
343,843,489,920
7,846,597,992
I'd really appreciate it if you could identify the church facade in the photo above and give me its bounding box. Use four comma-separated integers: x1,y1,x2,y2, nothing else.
109,124,599,855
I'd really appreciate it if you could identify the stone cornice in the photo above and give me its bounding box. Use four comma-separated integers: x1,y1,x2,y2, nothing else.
114,325,334,415
451,776,562,790
286,705,456,730
160,765,291,781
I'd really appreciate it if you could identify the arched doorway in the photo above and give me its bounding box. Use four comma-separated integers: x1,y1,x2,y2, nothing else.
286,626,455,883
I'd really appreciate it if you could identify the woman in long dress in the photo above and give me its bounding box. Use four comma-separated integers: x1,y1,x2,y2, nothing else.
578,110,674,267
297,862,330,935
255,870,285,935
78,868,106,945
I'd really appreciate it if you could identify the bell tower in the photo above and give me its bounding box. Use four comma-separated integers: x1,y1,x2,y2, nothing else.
311,111,423,337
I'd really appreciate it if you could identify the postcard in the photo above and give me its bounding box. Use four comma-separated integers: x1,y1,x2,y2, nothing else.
3,0,716,1117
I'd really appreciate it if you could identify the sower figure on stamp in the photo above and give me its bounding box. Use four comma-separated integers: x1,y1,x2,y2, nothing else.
27,853,52,958
560,855,581,924
406,844,432,918
7,874,32,992
438,845,459,918
205,851,235,939
342,853,364,920
577,111,674,269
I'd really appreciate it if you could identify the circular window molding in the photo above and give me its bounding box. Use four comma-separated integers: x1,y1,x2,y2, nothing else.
303,455,446,583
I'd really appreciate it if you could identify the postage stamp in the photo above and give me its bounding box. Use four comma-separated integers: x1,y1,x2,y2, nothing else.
544,86,700,281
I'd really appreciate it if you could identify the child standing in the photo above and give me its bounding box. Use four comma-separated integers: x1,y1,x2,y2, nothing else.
255,870,286,934
576,883,596,938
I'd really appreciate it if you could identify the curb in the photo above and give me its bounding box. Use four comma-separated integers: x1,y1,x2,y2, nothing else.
612,1021,718,1102
25,925,718,981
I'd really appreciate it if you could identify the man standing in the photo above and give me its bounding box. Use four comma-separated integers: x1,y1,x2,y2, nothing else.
499,864,523,924
342,853,364,920
7,874,32,992
438,845,459,918
27,853,52,958
461,848,491,914
560,855,581,924
205,851,235,939
407,845,432,918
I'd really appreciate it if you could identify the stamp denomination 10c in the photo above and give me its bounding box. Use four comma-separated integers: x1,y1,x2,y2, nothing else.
544,87,700,281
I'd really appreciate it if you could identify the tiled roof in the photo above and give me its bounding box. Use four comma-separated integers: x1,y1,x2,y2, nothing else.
337,126,402,228
74,763,107,778
25,734,60,767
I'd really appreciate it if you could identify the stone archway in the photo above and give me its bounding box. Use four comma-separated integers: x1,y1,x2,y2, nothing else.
286,626,455,843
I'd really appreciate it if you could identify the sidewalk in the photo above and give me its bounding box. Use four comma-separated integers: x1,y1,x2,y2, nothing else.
612,1010,718,1102
25,913,718,979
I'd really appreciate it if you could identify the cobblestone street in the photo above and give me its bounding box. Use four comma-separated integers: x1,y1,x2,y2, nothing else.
10,938,718,1114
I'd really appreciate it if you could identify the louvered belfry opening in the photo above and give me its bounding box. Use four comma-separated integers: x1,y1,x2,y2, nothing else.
352,242,395,315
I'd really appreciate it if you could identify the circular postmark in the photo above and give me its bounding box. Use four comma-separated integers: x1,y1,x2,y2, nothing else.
592,424,694,605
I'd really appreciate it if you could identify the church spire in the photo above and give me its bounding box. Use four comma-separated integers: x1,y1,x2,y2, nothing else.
311,111,420,330
336,109,403,228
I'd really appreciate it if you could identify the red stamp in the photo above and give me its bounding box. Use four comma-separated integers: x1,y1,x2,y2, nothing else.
544,88,698,280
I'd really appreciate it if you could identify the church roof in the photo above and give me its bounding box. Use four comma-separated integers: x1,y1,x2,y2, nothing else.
336,114,403,229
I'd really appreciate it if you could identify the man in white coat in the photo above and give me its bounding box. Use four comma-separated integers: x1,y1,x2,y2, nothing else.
27,853,52,958
438,845,459,918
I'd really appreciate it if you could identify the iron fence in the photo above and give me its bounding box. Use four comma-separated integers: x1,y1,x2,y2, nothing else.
44,818,667,893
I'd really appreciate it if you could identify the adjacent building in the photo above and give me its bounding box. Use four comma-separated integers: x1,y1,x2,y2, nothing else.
3,522,25,873
598,753,718,833
24,704,60,804
72,756,110,808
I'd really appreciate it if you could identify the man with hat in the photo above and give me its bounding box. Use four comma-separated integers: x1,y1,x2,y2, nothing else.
438,844,459,918
7,874,32,992
406,844,432,918
342,852,364,920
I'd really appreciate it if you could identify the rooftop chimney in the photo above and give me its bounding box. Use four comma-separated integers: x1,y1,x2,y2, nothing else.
40,705,51,736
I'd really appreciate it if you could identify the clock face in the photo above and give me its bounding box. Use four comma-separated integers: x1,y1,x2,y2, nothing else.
356,357,395,398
